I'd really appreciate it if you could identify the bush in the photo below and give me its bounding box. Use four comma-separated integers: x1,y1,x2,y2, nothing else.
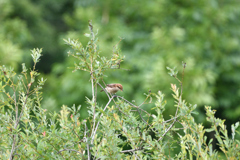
0,21,239,160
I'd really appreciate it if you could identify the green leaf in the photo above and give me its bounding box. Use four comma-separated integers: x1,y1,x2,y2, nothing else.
205,128,214,132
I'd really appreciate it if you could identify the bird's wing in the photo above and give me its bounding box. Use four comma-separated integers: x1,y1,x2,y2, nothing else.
107,84,115,87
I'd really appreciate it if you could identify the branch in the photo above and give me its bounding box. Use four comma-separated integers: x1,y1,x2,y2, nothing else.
88,20,97,142
11,78,18,122
97,82,111,100
120,147,143,153
10,85,31,160
88,20,95,41
85,123,91,160
157,63,186,142
116,96,153,118
91,95,115,144
181,62,186,98
97,87,155,134
90,82,111,140
114,95,159,137
98,82,131,117
14,86,31,128
157,119,176,142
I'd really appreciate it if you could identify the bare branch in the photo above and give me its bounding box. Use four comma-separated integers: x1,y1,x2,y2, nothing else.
120,147,143,153
157,119,176,142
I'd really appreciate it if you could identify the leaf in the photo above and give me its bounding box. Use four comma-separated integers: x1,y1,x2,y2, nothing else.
84,33,91,37
205,128,214,132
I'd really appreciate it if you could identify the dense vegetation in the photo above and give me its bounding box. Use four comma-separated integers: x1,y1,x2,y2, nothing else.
1,0,240,158
1,22,240,159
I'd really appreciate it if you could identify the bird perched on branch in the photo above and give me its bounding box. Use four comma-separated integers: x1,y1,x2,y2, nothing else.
101,83,123,94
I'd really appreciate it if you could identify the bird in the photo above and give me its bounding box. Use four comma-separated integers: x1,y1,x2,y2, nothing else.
101,83,123,94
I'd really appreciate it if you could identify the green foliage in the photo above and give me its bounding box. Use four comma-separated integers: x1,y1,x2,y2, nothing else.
31,0,240,126
0,48,46,159
63,20,125,82
0,0,24,68
1,22,239,159
2,0,239,127
143,0,240,121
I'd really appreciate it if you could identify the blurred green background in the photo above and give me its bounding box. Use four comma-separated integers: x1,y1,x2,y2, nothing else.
1,0,240,128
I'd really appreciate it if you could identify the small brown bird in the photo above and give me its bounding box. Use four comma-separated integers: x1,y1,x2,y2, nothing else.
101,83,123,94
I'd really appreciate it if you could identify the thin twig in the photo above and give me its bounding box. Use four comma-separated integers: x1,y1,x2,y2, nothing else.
93,135,105,160
85,123,91,160
134,94,154,126
97,82,111,99
91,73,96,140
116,96,153,117
132,152,141,160
14,86,31,128
163,116,180,123
120,148,143,153
91,82,123,144
90,82,110,139
10,85,31,160
11,78,18,122
89,20,97,147
99,83,155,133
138,93,152,108
157,99,179,142
98,82,130,117
181,62,186,98
91,95,115,144
17,132,47,159
158,63,186,142
157,119,176,142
